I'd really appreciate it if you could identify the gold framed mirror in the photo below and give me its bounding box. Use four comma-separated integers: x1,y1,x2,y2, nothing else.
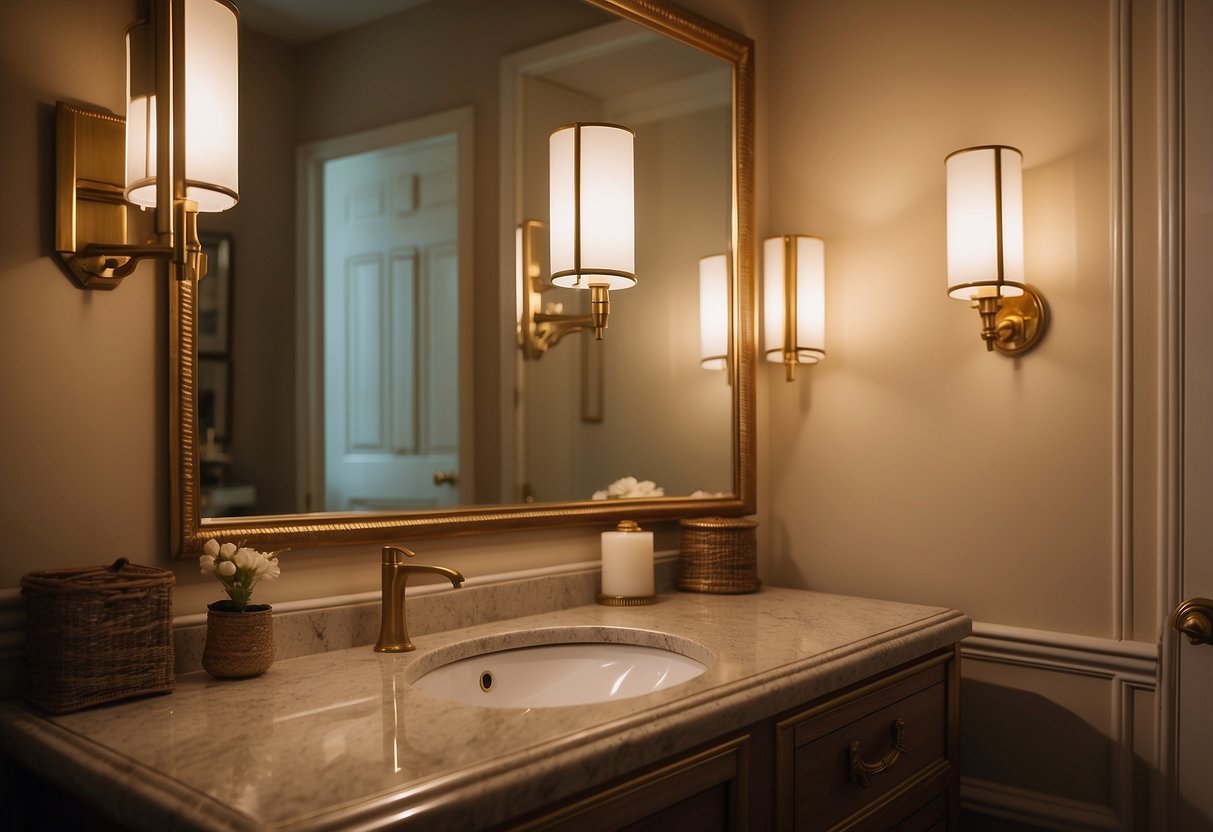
170,0,755,557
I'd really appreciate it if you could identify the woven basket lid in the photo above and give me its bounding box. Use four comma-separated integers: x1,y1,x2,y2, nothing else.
679,516,758,530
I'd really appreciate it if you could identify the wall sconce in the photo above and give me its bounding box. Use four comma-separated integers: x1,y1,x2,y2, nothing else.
549,122,636,339
698,254,729,371
55,0,239,289
764,235,825,382
945,145,1047,354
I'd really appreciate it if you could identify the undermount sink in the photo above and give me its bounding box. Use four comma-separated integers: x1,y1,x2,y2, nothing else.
410,637,710,709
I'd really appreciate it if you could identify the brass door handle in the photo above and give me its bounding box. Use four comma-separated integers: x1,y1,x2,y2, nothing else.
1172,598,1213,645
433,470,458,487
848,718,907,788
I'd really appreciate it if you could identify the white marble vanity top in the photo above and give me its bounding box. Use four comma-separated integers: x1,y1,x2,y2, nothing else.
0,587,970,830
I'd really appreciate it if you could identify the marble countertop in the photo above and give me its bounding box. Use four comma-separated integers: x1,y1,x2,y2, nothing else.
0,588,970,830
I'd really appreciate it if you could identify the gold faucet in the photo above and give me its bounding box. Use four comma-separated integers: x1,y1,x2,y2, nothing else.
374,545,464,653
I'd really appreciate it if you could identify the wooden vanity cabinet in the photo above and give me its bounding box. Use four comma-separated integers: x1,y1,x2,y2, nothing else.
507,648,959,832
508,734,752,831
774,650,958,831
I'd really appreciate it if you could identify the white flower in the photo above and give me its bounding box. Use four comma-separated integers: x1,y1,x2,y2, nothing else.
594,476,665,500
200,539,285,610
258,558,281,581
233,547,259,571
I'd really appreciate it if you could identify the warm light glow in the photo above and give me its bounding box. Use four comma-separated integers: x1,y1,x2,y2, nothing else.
549,123,636,290
764,236,825,366
124,20,155,206
698,254,729,370
125,0,239,212
946,145,1023,299
515,224,524,325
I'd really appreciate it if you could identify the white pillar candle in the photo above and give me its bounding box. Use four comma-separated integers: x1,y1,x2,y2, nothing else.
600,520,654,599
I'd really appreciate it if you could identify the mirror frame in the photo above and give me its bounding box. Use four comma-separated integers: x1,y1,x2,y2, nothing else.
169,0,755,557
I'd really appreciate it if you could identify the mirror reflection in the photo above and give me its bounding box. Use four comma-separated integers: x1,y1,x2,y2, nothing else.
197,0,734,521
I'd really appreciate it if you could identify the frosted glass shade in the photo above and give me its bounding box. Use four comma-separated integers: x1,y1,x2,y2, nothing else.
764,236,825,365
945,145,1023,299
125,0,239,213
549,123,636,290
698,254,729,370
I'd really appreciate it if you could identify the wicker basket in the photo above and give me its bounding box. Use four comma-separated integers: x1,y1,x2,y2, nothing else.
21,558,175,713
678,516,761,594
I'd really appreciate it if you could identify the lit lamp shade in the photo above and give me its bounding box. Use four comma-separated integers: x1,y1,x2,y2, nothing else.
698,254,729,370
764,236,825,365
125,0,239,212
549,123,635,290
945,145,1023,300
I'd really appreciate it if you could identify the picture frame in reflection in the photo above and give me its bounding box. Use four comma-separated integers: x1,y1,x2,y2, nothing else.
198,232,233,355
198,357,232,445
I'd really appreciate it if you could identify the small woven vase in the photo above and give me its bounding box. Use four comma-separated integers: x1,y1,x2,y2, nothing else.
202,603,274,679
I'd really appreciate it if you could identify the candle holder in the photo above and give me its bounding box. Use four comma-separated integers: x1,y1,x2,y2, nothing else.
598,520,656,605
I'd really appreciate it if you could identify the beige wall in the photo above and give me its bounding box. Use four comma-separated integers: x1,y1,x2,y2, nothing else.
764,0,1116,635
204,28,299,514
761,0,1165,827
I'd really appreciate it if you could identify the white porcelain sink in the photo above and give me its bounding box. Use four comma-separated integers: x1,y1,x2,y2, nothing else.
411,641,709,709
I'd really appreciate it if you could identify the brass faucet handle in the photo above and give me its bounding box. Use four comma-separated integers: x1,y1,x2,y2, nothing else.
382,545,417,565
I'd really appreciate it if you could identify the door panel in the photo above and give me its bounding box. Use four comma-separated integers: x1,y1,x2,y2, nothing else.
323,131,460,511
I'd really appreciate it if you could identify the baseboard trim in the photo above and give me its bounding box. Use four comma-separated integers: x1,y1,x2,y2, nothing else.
962,777,1123,832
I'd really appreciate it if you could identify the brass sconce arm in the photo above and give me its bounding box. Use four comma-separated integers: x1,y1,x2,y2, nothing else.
517,220,613,360
55,102,207,289
967,285,1048,355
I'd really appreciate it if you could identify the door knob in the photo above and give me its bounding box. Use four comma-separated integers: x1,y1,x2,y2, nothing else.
433,470,458,486
1172,598,1213,645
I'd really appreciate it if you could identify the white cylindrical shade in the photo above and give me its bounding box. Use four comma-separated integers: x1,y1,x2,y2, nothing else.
945,145,1023,299
600,524,654,598
549,123,636,290
698,254,729,370
763,236,825,365
125,0,239,212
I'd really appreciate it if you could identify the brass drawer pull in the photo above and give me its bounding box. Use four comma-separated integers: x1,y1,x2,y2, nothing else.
848,718,907,788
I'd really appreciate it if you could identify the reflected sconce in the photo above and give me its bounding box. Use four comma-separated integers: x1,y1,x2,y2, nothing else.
516,219,600,360
549,123,636,340
698,254,729,371
764,235,825,382
55,0,239,289
518,219,584,359
945,145,1047,354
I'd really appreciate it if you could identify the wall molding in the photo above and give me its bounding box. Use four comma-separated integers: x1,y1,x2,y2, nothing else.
1111,0,1134,643
963,621,1158,686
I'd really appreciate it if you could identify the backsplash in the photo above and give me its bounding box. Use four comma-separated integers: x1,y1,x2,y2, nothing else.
174,555,680,674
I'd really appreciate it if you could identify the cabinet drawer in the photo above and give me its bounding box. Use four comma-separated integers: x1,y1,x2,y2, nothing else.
777,657,951,831
509,734,749,831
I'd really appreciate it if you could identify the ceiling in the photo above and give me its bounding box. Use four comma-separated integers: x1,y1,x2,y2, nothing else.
236,0,433,44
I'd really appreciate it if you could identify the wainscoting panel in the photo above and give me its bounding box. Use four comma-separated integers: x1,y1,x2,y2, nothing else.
961,622,1158,831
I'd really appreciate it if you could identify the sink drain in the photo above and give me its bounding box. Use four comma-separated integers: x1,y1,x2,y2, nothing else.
479,670,493,692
